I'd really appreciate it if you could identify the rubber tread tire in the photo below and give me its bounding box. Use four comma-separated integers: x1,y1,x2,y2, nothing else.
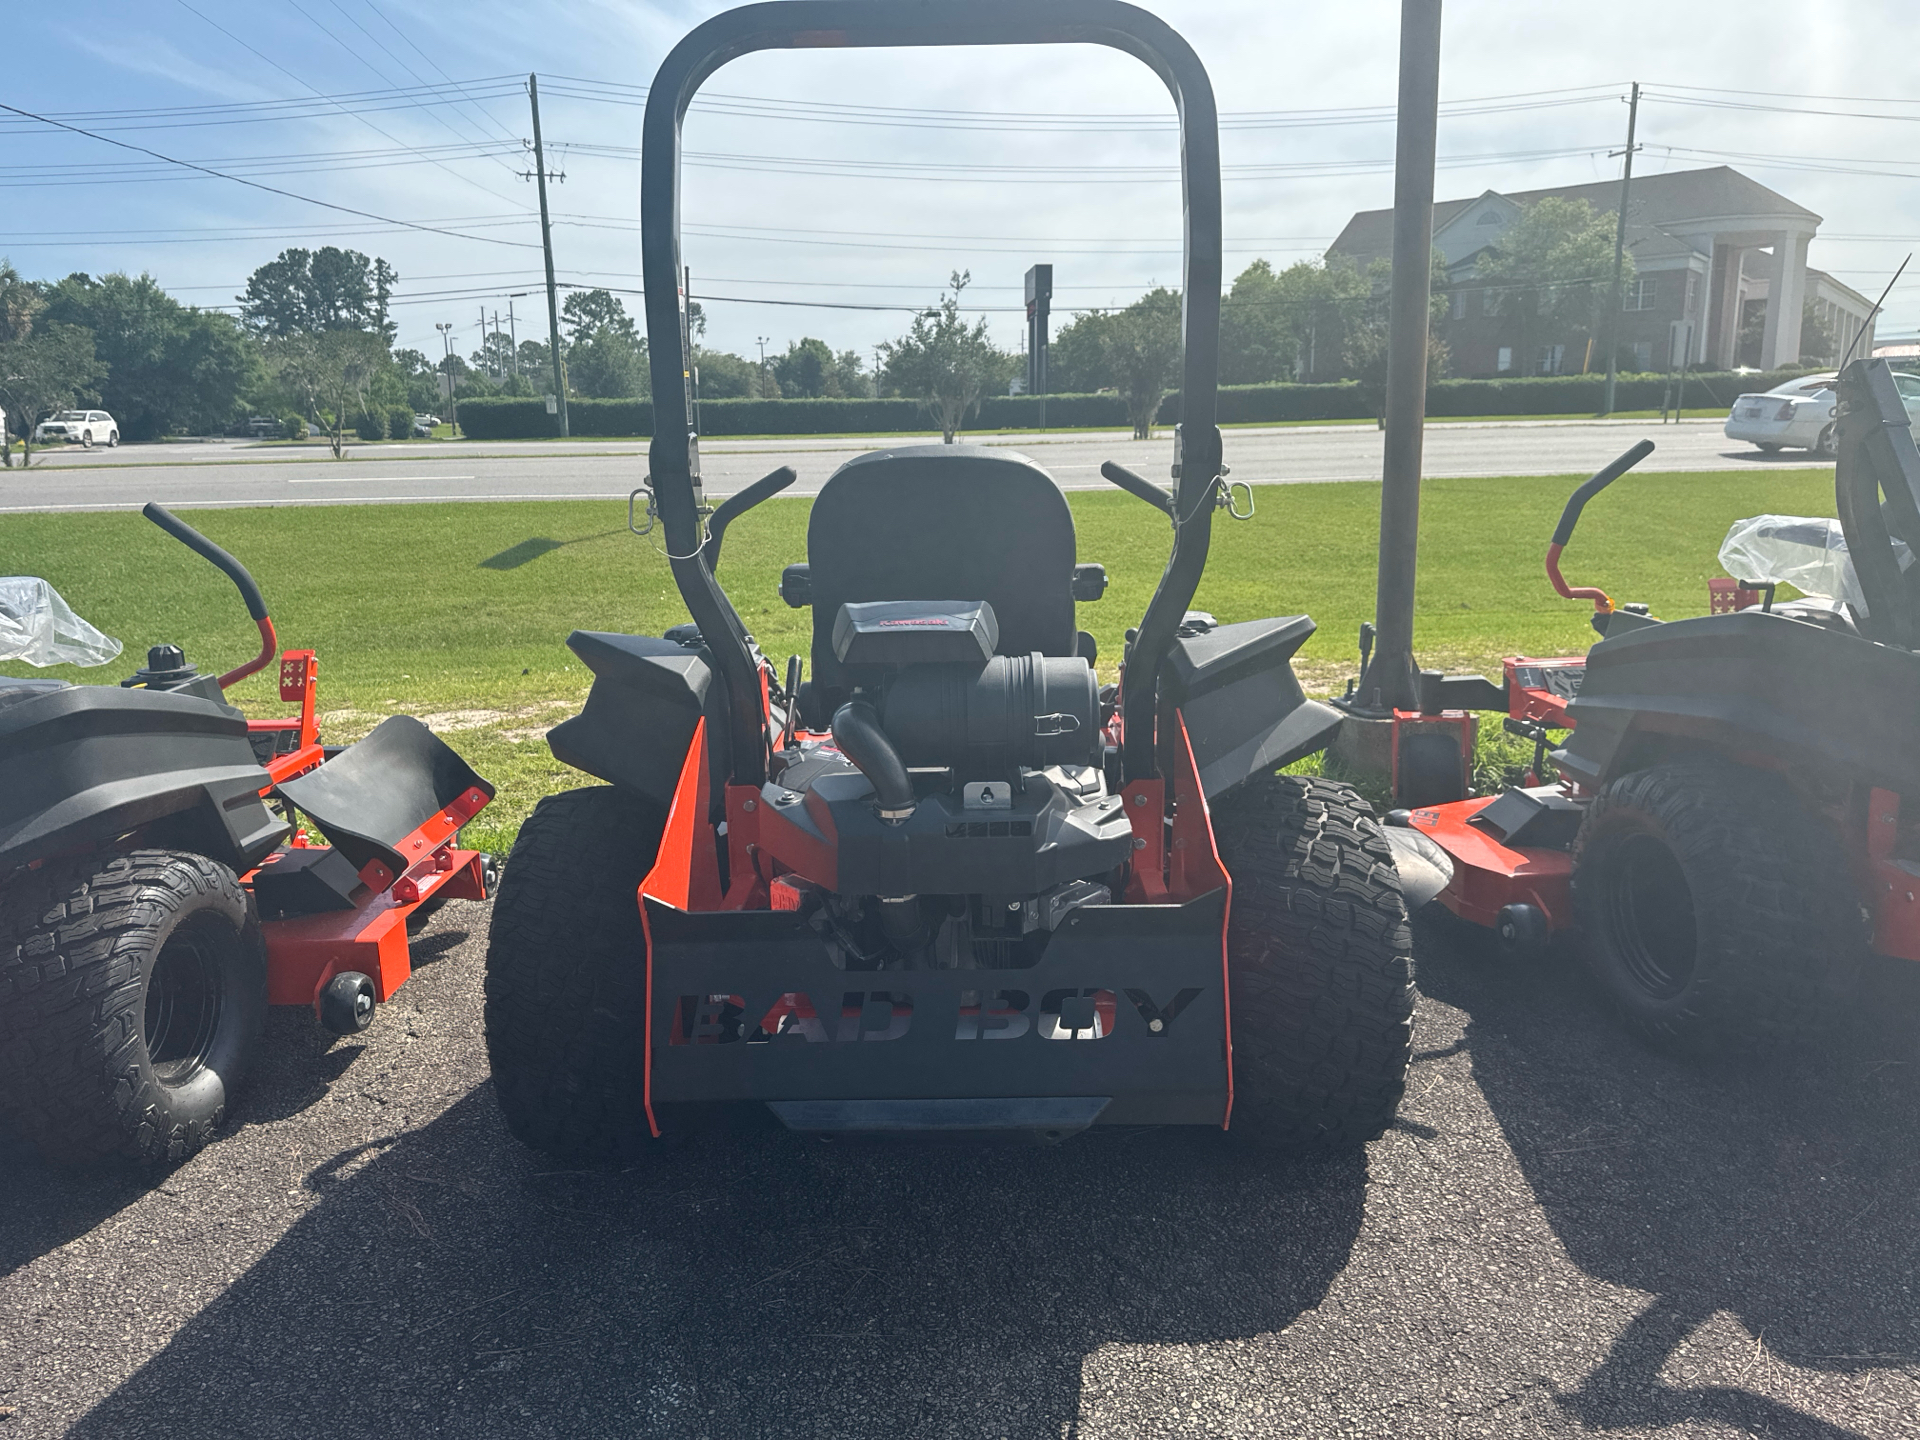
0,849,265,1165
1572,760,1862,1052
1212,774,1415,1151
483,786,664,1162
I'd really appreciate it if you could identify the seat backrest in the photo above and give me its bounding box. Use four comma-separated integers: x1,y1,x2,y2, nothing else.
805,445,1077,696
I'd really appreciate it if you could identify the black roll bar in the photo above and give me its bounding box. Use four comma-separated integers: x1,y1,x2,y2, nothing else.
641,0,1224,787
1835,358,1920,650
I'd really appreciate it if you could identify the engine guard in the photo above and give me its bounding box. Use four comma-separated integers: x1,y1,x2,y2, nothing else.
642,888,1230,1135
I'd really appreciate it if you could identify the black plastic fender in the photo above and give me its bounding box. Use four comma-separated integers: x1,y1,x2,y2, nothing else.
1162,616,1344,801
547,630,724,812
0,684,286,873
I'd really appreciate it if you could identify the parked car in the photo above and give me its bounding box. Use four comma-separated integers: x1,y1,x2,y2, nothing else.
245,415,282,439
32,410,119,447
1725,370,1920,457
412,413,440,437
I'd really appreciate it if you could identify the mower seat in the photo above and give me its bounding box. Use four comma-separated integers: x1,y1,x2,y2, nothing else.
804,445,1079,705
275,714,494,876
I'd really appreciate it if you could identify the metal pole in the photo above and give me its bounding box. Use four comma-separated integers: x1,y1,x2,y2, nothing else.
528,74,569,437
1359,0,1442,713
436,322,459,439
507,299,517,381
1601,81,1640,417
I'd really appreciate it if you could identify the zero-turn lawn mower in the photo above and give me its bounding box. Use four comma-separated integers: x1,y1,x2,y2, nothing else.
484,0,1443,1158
0,504,496,1165
1394,357,1920,1050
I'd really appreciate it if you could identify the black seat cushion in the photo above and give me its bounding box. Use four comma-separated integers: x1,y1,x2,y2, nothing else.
805,445,1077,697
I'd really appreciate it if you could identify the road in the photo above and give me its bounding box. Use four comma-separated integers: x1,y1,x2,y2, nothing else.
2,902,1914,1439
0,419,1826,513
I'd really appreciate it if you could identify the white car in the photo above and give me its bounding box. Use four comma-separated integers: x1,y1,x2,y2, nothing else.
1725,371,1920,457
32,409,119,447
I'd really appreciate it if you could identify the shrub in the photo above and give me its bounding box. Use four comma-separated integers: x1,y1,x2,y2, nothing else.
354,410,388,442
281,413,308,441
388,404,416,440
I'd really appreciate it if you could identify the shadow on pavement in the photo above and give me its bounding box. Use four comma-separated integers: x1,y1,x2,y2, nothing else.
1415,912,1920,1440
65,1090,1368,1438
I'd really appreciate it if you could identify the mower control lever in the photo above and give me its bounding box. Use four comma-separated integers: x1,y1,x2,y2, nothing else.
703,465,798,572
1544,439,1656,612
1100,461,1174,516
141,502,277,689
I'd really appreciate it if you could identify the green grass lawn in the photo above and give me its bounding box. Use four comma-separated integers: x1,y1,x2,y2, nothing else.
0,466,1835,850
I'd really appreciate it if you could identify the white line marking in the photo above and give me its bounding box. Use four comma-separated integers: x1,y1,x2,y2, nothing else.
285,474,476,484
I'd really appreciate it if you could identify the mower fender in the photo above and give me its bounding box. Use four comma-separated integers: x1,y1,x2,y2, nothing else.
0,683,286,873
547,630,723,810
1557,611,1920,794
1163,616,1343,801
1381,823,1453,909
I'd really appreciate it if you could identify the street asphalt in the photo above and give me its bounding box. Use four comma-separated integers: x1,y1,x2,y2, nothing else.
2,901,1915,1439
0,419,1826,514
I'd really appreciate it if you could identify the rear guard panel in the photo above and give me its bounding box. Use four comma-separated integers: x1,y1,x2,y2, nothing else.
645,890,1230,1128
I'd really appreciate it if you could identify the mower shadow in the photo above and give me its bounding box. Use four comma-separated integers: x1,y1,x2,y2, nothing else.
65,1091,1368,1438
1414,911,1920,1440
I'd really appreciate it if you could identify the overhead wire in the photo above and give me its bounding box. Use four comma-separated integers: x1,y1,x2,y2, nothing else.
0,99,539,249
172,0,530,209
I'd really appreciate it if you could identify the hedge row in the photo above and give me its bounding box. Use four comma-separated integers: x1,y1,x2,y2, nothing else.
452,367,1815,440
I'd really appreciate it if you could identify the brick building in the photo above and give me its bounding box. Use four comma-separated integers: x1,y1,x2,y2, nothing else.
1327,166,1876,379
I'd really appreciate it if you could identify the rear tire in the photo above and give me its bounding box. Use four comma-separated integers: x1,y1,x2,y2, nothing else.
1756,442,1783,454
0,850,266,1165
1815,423,1837,458
1212,775,1415,1152
1571,760,1862,1052
484,786,664,1162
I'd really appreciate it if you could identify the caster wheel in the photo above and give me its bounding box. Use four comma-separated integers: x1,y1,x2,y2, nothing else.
1495,902,1549,959
479,853,502,898
320,971,377,1035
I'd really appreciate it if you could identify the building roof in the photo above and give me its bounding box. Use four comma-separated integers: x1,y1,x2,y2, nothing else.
1806,267,1874,311
1329,166,1822,268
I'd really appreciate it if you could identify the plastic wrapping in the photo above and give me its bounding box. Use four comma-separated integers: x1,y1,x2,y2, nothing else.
1716,515,1913,612
0,577,123,667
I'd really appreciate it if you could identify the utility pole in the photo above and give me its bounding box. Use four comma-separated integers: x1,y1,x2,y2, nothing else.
435,322,459,438
478,307,489,380
1025,263,1052,430
526,74,569,436
1601,81,1641,418
1353,0,1443,714
507,298,518,383
756,335,770,396
872,343,882,398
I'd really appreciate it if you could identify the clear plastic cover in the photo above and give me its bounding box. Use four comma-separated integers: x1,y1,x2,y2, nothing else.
1715,514,1913,613
0,577,124,667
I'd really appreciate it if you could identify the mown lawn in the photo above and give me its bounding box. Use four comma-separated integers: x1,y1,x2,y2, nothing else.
1,466,1834,850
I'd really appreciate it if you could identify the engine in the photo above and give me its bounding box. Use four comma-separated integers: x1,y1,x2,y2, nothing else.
757,600,1135,967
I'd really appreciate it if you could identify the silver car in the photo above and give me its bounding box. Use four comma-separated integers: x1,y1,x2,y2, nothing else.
1724,374,1840,456
1725,370,1920,457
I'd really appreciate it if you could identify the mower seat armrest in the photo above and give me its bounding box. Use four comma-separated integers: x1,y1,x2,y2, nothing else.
780,563,811,608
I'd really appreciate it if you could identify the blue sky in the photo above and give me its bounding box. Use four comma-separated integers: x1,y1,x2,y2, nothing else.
5,0,1918,367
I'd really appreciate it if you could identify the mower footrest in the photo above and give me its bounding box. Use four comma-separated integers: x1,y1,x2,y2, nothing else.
768,1096,1110,1134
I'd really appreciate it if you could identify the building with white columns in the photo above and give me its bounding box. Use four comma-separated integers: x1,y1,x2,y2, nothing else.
1328,166,1873,378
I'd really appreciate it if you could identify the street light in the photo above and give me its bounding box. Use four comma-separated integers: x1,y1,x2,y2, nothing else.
756,335,771,396
435,322,460,439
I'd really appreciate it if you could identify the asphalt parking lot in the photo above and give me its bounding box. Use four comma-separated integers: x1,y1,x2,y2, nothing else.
2,901,1916,1439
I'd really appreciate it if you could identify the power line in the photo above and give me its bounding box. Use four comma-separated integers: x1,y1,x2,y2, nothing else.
173,0,529,209
0,99,538,249
357,0,525,150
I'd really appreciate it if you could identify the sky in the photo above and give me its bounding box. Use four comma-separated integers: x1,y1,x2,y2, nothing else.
5,0,1920,372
